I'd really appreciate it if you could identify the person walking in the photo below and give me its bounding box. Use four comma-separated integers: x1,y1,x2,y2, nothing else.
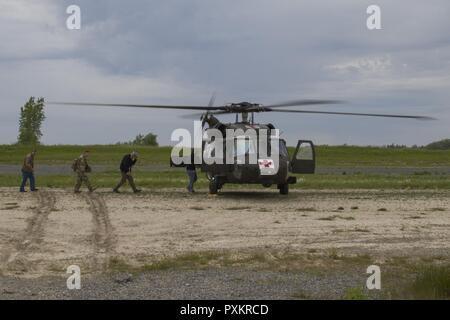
113,151,141,193
20,150,38,192
186,150,197,193
73,150,95,193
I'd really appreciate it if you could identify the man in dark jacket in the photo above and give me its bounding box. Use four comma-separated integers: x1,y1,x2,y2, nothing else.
113,151,141,193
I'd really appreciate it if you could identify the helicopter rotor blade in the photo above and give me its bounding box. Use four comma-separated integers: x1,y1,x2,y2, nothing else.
268,109,435,120
48,98,343,113
47,101,224,111
208,93,216,107
180,93,218,120
181,110,234,119
49,101,434,121
264,99,343,108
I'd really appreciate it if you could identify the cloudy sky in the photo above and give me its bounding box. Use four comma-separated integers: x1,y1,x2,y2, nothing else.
0,0,449,146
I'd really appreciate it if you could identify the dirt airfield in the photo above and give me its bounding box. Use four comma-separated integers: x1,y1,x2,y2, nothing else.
1,187,449,275
0,187,449,299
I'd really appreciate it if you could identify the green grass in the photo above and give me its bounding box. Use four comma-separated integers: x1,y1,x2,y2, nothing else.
0,144,171,165
312,145,450,167
2,144,448,189
130,250,375,273
342,287,369,300
409,265,450,299
1,144,449,167
1,171,449,189
295,173,450,189
142,252,225,271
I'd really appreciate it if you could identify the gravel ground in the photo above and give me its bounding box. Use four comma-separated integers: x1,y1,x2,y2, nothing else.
0,268,373,300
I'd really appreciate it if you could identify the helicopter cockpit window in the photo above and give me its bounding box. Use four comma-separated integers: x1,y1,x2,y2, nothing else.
234,136,257,157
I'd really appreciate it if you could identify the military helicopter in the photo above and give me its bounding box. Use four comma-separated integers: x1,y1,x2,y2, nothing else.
50,98,433,194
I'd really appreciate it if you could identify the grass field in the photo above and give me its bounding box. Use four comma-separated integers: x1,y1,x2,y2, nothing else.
0,145,170,165
1,144,449,189
1,170,449,190
1,144,450,167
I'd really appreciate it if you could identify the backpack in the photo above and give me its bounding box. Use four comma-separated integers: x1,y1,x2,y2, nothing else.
71,158,80,172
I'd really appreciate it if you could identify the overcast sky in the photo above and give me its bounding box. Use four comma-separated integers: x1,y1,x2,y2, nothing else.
0,0,449,146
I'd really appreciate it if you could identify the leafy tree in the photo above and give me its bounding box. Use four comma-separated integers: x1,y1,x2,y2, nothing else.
140,132,158,146
425,139,450,150
132,132,158,146
132,133,145,145
17,97,45,145
116,132,159,146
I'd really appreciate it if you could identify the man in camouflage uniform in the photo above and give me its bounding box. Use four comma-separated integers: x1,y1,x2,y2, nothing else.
20,150,38,192
74,150,95,193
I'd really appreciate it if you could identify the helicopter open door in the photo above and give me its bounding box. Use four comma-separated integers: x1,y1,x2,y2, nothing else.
290,140,315,174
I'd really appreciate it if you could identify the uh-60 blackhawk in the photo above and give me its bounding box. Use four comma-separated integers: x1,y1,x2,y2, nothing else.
50,98,433,195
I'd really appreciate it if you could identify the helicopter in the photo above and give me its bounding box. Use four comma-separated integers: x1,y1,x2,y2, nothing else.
49,98,434,195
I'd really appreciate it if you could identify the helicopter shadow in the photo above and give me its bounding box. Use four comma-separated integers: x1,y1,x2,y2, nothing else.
215,191,291,200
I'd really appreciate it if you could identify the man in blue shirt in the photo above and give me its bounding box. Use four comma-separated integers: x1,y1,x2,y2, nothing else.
20,150,38,192
186,150,197,193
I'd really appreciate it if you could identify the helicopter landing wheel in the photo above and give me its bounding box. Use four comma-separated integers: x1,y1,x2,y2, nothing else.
278,183,289,195
209,176,220,194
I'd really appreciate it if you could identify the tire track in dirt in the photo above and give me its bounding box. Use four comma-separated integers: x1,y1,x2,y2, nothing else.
83,193,116,270
1,190,56,271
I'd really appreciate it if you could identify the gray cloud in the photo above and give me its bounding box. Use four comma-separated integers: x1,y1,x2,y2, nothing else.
0,0,449,145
